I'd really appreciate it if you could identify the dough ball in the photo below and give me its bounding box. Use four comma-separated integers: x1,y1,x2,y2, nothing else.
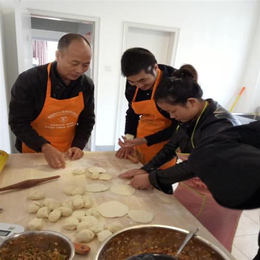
75,229,95,243
72,195,84,209
90,223,106,234
83,196,92,209
85,183,109,193
91,171,100,180
72,211,86,221
63,186,74,195
36,206,50,218
28,190,44,200
81,215,98,226
107,221,123,233
128,210,154,223
86,207,100,218
71,186,85,196
62,199,73,209
63,217,79,230
48,199,61,211
98,201,129,218
43,197,54,206
97,230,112,242
48,209,62,223
98,173,113,181
77,221,92,232
27,202,42,214
110,183,135,196
88,166,106,174
28,217,43,230
72,167,86,175
59,206,73,217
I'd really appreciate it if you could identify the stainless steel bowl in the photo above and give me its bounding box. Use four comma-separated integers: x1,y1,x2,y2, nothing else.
0,230,75,260
94,225,231,260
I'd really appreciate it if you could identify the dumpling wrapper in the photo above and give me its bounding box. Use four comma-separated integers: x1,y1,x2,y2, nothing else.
85,183,109,193
128,209,154,223
110,183,135,196
99,173,113,181
98,201,129,218
88,166,106,174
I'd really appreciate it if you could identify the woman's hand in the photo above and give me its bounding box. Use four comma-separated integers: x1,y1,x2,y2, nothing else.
130,174,153,189
119,168,147,178
116,147,134,159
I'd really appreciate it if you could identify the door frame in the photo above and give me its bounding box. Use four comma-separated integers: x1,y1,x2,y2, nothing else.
114,21,180,149
28,9,100,151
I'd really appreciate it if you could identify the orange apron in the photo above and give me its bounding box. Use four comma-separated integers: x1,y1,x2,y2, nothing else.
174,102,242,251
131,69,176,168
22,63,84,153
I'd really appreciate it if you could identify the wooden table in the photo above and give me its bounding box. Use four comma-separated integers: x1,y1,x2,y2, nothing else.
0,152,235,259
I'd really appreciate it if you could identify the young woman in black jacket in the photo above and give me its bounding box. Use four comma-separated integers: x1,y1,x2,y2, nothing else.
120,70,241,251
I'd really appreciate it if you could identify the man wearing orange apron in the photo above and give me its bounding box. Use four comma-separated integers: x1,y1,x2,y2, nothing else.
116,47,177,167
9,33,95,169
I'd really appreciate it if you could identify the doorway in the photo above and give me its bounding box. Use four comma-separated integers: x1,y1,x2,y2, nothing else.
115,22,179,149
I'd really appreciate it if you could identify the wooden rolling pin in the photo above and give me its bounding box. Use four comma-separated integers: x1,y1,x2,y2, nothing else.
127,154,139,164
0,175,60,192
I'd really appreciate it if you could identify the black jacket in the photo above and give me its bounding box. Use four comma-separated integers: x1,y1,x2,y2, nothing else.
9,62,95,152
124,64,178,146
142,99,240,194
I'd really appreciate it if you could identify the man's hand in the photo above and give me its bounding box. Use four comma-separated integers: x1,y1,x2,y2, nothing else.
41,143,66,169
119,168,147,178
116,147,134,159
130,174,153,189
67,147,84,160
118,136,147,148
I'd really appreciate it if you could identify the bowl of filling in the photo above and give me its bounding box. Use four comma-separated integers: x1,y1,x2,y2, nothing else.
0,230,75,260
94,225,231,260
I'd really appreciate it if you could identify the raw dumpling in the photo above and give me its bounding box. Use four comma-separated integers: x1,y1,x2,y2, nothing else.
48,199,61,210
36,206,50,218
28,217,43,230
83,195,92,208
72,210,86,221
59,206,73,217
63,216,79,230
72,195,84,209
76,229,95,243
27,201,42,214
71,186,85,196
91,171,100,180
90,223,106,234
107,221,123,233
97,230,112,242
48,209,62,222
81,215,98,226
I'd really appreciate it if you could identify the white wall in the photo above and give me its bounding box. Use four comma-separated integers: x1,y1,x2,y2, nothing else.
0,11,11,153
1,0,260,150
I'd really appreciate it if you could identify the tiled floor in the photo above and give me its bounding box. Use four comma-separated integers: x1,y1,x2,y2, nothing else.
232,209,260,260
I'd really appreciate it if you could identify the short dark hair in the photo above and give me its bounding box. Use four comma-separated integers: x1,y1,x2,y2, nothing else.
121,47,157,77
154,65,203,106
58,33,90,51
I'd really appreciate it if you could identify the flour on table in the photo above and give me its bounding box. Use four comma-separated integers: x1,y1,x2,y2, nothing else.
128,209,154,223
98,201,129,218
85,183,109,192
110,183,135,196
88,166,106,174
